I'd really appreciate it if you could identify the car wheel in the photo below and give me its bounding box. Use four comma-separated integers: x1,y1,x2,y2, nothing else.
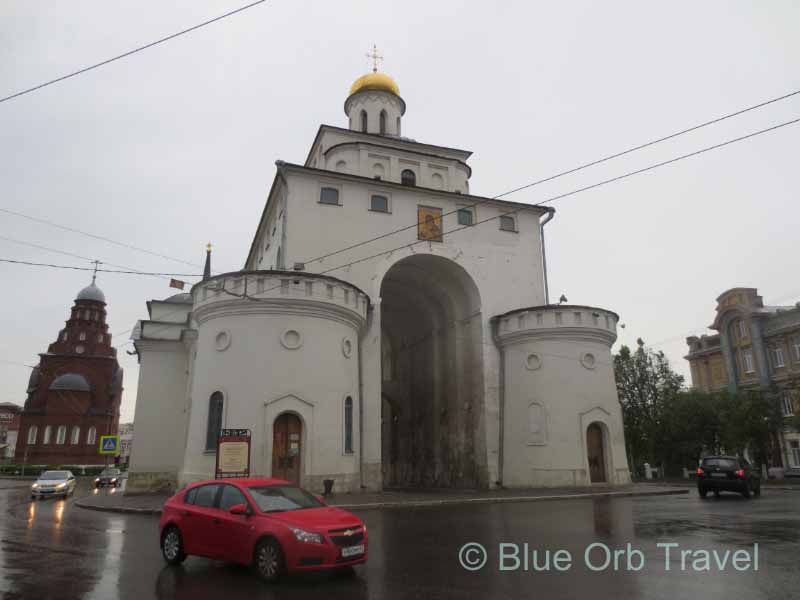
713,490,720,498
741,482,751,498
161,527,187,565
698,487,708,498
254,538,284,583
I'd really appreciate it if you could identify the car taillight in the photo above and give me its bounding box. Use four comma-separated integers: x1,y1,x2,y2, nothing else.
735,469,745,478
696,467,704,476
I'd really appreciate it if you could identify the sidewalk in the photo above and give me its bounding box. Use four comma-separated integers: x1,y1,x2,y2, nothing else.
75,483,688,516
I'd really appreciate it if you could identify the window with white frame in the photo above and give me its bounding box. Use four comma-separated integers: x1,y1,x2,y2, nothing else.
27,426,37,444
742,349,755,374
782,392,795,417
499,215,516,232
793,336,800,361
79,332,86,341
773,346,786,368
791,441,800,467
457,208,474,226
70,426,80,445
43,425,52,444
344,396,354,454
737,320,747,340
370,195,389,212
56,425,66,445
319,187,340,205
87,426,97,445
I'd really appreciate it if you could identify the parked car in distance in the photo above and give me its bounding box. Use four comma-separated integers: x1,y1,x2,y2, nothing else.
95,468,123,488
159,478,367,582
697,456,761,498
31,470,76,499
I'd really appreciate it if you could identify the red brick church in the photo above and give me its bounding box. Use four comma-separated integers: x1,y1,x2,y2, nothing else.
16,276,123,465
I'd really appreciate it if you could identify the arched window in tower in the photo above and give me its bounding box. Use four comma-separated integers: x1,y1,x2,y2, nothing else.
56,425,67,445
360,110,368,133
87,426,96,445
379,110,387,135
344,396,354,454
27,426,37,445
43,425,52,445
70,426,80,445
396,116,401,136
206,391,224,451
401,169,416,187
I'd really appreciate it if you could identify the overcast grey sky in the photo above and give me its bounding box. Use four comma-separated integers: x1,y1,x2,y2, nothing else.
1,1,798,423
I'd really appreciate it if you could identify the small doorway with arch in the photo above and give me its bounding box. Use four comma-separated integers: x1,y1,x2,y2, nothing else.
586,423,607,483
272,413,302,485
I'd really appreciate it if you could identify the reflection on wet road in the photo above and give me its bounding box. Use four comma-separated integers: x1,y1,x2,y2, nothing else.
0,478,798,599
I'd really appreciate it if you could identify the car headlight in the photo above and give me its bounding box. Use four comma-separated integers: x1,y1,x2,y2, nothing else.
56,482,67,490
289,527,323,544
111,478,117,483
95,478,100,483
31,483,38,489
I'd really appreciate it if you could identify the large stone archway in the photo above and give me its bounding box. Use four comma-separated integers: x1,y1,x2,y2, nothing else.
379,254,484,488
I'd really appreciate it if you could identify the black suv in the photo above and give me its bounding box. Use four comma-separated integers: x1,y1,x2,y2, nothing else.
697,456,761,498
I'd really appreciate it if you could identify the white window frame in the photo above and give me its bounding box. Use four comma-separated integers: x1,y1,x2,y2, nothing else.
782,392,795,417
793,337,800,361
737,320,746,340
742,349,754,374
70,426,80,445
27,426,37,445
319,184,342,206
369,193,391,213
86,426,97,445
791,441,800,467
56,425,67,445
499,214,517,232
457,205,475,226
43,425,52,445
773,346,786,368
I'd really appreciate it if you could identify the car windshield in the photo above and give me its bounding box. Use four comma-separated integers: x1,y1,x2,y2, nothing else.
248,485,324,513
40,471,69,480
702,458,738,469
101,469,120,476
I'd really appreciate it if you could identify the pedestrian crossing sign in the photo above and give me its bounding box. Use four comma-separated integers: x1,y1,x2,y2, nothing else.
98,435,120,455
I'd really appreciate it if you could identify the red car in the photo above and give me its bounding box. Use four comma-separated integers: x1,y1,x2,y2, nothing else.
159,478,367,582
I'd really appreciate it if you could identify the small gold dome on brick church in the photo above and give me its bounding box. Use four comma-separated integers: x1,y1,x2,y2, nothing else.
348,71,400,97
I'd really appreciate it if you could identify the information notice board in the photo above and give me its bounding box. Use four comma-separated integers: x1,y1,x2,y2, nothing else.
215,429,251,479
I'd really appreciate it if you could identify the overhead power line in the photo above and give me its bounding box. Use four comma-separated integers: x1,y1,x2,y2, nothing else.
0,207,204,268
0,0,268,104
111,115,799,345
301,88,800,267
0,257,200,277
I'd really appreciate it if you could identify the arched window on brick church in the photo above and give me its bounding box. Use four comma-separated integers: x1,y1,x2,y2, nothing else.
56,425,67,445
87,426,97,445
344,396,354,454
206,391,224,451
70,426,80,445
27,426,37,445
43,425,52,445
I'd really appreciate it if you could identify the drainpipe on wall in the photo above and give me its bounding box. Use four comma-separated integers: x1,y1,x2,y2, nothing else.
490,317,505,488
540,208,556,305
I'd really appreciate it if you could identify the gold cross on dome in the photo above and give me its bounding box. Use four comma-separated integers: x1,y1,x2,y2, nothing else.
206,242,213,253
91,259,101,284
366,44,383,73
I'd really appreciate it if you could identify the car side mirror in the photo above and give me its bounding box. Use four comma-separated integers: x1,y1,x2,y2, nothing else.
229,503,249,515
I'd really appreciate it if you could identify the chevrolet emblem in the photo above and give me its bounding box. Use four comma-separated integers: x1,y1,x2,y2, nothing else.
343,529,355,536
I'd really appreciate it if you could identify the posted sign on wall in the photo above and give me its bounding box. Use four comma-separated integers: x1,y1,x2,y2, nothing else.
215,429,251,479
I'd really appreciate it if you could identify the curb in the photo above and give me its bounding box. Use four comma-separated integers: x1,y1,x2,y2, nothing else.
75,487,688,516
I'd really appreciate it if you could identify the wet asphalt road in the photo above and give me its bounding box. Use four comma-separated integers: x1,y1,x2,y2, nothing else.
0,479,798,600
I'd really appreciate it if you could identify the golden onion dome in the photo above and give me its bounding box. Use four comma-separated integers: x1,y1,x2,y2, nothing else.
348,72,400,97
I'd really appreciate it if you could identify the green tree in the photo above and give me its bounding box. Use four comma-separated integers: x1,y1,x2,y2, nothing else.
613,338,685,474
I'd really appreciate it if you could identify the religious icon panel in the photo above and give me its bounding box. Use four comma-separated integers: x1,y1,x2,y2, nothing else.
417,206,443,242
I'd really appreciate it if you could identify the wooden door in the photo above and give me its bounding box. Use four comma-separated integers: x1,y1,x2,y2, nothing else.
587,423,607,483
272,413,302,485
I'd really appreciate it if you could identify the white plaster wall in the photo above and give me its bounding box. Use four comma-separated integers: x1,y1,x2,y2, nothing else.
500,327,630,487
180,301,363,491
128,342,190,478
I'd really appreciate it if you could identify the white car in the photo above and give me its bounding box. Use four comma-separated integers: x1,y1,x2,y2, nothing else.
31,470,76,499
